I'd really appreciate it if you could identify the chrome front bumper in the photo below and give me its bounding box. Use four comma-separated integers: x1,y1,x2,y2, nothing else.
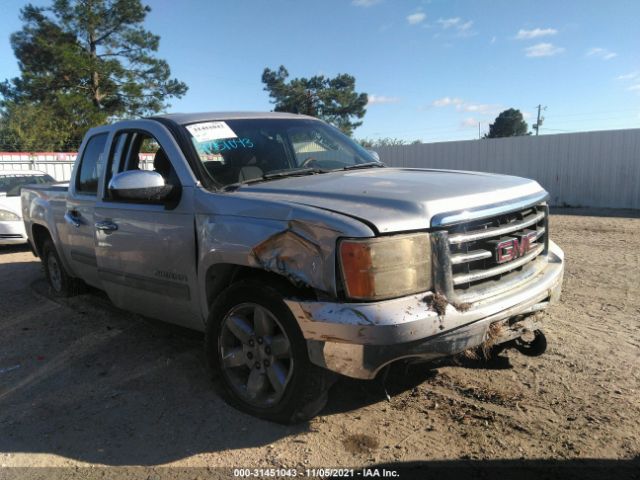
286,241,564,379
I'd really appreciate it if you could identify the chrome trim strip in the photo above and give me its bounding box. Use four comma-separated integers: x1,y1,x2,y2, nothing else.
450,249,492,265
454,257,547,303
532,226,546,241
431,191,549,228
452,243,545,285
448,211,545,244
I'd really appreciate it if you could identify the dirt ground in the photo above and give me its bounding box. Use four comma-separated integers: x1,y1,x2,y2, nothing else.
0,209,639,478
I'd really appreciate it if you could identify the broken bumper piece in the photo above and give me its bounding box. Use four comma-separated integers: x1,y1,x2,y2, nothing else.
286,241,564,379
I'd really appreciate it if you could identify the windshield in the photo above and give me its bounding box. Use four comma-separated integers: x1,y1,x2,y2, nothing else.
0,174,55,197
184,118,378,187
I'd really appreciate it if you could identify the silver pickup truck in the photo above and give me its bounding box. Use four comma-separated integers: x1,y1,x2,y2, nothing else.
22,112,564,423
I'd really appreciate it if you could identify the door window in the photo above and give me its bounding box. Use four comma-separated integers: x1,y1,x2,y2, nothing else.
106,131,180,203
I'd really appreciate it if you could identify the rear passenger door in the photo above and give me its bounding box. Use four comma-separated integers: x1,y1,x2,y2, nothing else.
93,122,202,330
64,131,109,288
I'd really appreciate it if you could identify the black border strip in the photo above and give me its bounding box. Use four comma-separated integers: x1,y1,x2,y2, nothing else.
98,268,190,301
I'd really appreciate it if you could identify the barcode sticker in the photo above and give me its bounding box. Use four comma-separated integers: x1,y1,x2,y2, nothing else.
186,121,238,143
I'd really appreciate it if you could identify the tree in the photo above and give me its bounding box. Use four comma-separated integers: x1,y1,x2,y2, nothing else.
485,108,529,138
0,101,75,151
0,0,187,150
358,137,421,148
262,65,368,136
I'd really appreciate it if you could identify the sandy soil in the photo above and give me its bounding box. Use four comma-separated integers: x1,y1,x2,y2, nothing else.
0,209,638,477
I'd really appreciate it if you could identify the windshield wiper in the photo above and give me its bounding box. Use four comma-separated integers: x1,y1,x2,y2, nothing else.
222,167,327,191
342,162,385,171
263,167,326,179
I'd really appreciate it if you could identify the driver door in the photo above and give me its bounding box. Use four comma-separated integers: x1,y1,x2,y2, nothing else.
93,123,202,330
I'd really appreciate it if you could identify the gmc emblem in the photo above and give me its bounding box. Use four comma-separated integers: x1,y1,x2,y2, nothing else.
491,230,538,264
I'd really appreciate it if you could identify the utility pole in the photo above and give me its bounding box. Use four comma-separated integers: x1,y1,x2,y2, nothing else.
534,104,546,136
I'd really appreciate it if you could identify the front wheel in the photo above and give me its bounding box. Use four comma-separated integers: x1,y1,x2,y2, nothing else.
206,279,333,423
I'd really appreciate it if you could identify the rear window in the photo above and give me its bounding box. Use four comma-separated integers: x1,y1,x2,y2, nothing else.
0,174,55,197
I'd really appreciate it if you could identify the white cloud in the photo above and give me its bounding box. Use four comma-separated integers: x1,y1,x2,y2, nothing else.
367,94,400,105
407,12,426,25
436,17,475,37
490,36,497,44
432,97,464,107
616,72,639,81
432,97,501,116
458,103,500,115
352,0,381,6
525,43,565,57
628,84,640,92
515,28,557,40
586,47,618,60
461,117,479,128
438,17,461,29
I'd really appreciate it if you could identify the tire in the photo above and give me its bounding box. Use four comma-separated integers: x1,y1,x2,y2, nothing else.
205,278,333,424
42,239,84,297
513,329,547,357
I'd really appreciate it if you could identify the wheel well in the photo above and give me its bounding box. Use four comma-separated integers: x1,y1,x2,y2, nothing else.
205,264,315,308
31,224,52,258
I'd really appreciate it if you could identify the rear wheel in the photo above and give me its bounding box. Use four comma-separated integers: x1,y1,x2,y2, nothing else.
42,239,84,297
206,279,333,423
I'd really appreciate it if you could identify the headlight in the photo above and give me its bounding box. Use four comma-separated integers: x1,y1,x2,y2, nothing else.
0,209,20,221
339,233,432,300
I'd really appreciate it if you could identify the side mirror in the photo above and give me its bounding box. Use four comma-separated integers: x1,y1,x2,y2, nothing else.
367,150,381,162
108,170,172,202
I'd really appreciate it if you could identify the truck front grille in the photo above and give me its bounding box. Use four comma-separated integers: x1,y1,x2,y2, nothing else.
432,202,549,303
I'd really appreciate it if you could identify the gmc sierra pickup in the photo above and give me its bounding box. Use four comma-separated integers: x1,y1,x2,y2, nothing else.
22,112,564,423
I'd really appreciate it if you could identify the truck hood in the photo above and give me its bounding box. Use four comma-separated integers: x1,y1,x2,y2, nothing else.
0,196,22,218
232,168,546,233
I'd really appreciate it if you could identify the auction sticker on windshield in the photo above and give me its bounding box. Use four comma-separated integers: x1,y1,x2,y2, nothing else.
187,121,237,142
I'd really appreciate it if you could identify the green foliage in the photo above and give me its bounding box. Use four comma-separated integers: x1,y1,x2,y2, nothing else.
0,0,188,151
0,101,76,151
262,65,368,136
357,137,422,148
485,108,530,138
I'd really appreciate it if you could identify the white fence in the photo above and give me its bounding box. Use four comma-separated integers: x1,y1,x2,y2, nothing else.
374,128,640,209
0,152,76,181
0,152,155,181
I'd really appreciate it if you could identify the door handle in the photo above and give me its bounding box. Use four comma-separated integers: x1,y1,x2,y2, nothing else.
95,221,118,233
64,210,82,228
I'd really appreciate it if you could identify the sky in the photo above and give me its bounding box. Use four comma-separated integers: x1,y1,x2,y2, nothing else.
0,0,639,142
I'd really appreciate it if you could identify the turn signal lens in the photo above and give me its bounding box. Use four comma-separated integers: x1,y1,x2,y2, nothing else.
339,233,431,300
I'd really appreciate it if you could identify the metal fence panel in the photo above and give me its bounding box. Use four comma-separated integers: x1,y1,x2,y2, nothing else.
374,128,640,209
0,152,155,182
